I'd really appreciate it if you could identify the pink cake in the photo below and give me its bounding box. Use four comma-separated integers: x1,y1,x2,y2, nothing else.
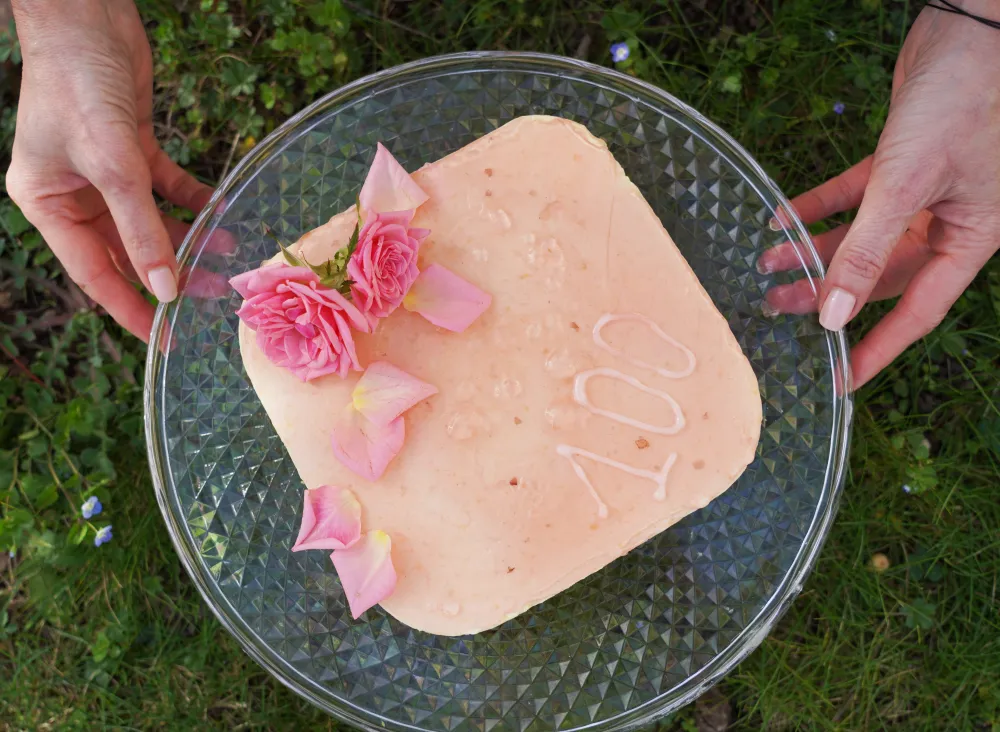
235,116,762,636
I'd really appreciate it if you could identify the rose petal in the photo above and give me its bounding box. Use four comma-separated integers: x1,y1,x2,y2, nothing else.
403,263,492,332
330,407,405,481
292,485,362,552
330,530,397,619
352,361,438,428
358,142,429,215
230,264,316,299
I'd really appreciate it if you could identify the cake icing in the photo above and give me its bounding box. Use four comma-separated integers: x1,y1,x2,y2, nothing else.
237,116,762,635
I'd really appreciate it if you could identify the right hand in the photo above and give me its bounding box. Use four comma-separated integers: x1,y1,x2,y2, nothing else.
6,0,214,342
759,0,1000,388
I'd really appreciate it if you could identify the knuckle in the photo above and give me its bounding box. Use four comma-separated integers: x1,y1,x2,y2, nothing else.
5,162,33,209
840,246,887,281
833,174,856,206
89,151,150,194
125,232,166,261
78,126,149,194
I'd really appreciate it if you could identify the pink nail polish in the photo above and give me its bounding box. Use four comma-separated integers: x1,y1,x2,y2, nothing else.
148,266,178,303
819,287,856,331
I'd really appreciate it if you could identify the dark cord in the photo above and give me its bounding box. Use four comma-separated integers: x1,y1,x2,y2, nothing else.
926,0,1000,29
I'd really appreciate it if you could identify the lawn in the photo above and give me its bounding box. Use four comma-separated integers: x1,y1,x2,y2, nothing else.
1,1,999,730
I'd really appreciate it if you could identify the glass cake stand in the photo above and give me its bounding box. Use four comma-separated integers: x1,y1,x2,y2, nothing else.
145,52,851,731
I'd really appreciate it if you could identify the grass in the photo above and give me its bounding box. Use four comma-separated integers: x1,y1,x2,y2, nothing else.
1,1,999,730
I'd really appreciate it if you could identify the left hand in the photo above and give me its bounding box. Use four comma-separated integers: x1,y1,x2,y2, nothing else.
6,0,214,342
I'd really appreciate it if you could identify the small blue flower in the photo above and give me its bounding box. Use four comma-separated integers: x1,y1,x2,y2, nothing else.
610,42,630,64
81,496,103,520
902,484,913,495
8,549,15,559
833,101,846,115
825,29,837,42
94,525,113,547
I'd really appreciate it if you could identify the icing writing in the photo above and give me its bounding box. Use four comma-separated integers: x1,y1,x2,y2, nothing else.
573,367,685,435
556,445,678,519
559,313,695,517
592,313,696,378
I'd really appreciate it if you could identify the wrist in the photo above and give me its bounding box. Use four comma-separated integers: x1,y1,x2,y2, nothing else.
931,0,1000,20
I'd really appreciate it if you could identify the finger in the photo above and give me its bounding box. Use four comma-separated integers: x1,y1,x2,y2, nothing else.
91,208,189,251
82,134,179,303
763,227,934,318
851,252,983,388
758,224,851,275
759,217,933,283
35,221,155,341
763,280,819,317
161,215,194,249
179,266,230,300
150,148,214,213
785,156,873,226
818,160,943,331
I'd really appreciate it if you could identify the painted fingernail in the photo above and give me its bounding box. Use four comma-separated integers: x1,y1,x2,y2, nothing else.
148,266,178,303
819,287,856,331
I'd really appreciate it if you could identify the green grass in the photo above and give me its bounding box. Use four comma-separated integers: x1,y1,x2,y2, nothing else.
2,1,999,730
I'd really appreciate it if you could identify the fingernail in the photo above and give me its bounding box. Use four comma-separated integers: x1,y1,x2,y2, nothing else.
767,217,781,232
756,256,773,275
148,266,178,302
819,287,856,331
761,301,780,318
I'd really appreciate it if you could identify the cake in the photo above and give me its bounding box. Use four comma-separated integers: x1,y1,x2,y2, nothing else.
234,115,762,636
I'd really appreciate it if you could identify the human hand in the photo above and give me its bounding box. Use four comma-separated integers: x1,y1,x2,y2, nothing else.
6,0,214,342
759,0,1000,388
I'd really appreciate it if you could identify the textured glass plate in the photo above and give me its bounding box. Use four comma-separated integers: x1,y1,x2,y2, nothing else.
145,52,851,731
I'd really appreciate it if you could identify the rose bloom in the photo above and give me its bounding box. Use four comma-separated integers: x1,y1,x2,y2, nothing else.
348,210,429,326
231,264,369,381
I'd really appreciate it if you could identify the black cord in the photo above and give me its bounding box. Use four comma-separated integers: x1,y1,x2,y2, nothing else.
926,0,1000,29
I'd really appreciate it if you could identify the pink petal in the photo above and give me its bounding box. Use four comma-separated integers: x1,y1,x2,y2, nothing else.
352,361,438,428
230,264,316,298
292,485,362,552
330,407,405,481
402,263,492,332
358,142,429,215
330,530,397,619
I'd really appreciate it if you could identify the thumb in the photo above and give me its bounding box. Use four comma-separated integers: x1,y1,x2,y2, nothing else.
818,158,940,331
80,127,179,303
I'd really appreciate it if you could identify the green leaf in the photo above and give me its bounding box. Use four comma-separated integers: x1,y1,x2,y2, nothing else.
70,523,89,546
600,4,643,38
92,630,111,663
262,224,304,267
34,483,59,510
259,82,277,110
1,204,32,236
308,0,350,35
21,474,48,500
901,599,936,630
938,331,967,359
905,464,938,494
347,216,360,256
721,74,742,94
143,576,164,595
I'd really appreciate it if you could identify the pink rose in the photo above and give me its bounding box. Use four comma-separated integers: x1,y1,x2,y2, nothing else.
231,264,370,381
348,210,429,326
